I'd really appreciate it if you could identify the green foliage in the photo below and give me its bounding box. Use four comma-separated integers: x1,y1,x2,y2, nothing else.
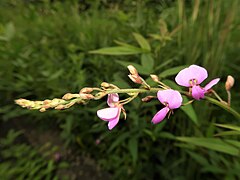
0,130,68,179
0,0,240,179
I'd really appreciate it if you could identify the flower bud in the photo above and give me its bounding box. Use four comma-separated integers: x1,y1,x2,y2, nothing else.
55,105,65,110
142,96,155,102
127,65,138,75
225,75,234,91
80,87,93,94
128,74,143,84
79,93,94,99
62,93,80,100
101,82,111,88
150,74,160,82
39,108,46,112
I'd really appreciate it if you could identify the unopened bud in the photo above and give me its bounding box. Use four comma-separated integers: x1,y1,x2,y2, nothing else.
128,74,143,84
150,74,160,82
127,65,138,75
225,75,234,91
39,108,46,112
101,82,110,88
62,93,80,100
142,96,155,102
55,105,65,110
80,87,93,94
79,93,94,99
43,99,51,105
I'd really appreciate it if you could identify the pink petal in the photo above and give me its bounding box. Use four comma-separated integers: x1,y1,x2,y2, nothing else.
192,85,205,100
108,114,120,130
97,107,119,121
175,65,208,87
157,89,182,109
152,107,169,124
107,93,119,107
204,78,220,91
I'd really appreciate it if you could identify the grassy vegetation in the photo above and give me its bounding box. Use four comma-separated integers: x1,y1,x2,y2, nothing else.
0,0,240,179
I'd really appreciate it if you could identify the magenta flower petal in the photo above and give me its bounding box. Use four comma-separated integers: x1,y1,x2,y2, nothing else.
108,114,120,130
152,107,170,124
175,65,208,87
204,78,220,91
157,89,182,109
107,93,119,107
97,107,119,121
192,85,205,100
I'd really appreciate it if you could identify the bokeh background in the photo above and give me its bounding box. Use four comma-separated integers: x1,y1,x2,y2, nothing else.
0,0,240,179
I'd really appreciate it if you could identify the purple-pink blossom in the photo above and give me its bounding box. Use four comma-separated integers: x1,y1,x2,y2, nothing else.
175,65,220,100
152,89,182,124
97,93,123,130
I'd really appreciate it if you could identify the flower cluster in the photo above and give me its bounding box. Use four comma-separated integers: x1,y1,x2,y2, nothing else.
97,64,220,130
15,64,236,131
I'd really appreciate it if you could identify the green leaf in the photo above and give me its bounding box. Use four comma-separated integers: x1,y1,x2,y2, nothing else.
215,131,240,136
89,46,143,55
180,96,198,125
141,54,154,73
159,65,187,78
215,124,240,132
128,137,138,165
176,137,240,156
5,22,15,41
143,129,156,141
186,151,209,166
133,32,151,51
114,40,139,48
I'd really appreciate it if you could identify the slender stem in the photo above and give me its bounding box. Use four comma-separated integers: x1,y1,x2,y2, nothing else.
227,90,231,106
205,96,240,120
105,88,161,94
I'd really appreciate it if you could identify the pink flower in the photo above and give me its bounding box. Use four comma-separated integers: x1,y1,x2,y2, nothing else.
175,65,220,100
97,93,123,130
152,89,182,124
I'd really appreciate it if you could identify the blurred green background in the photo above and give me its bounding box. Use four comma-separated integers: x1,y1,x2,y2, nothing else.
0,0,240,179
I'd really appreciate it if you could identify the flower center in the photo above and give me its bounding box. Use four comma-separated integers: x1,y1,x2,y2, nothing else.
163,102,169,107
189,79,198,86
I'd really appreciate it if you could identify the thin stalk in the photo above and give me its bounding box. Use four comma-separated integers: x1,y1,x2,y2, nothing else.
205,96,240,120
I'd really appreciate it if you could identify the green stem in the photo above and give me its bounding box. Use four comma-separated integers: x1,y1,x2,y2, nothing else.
105,88,161,94
205,96,240,120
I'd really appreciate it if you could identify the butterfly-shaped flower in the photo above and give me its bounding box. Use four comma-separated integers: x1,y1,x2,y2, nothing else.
175,65,220,100
97,93,124,130
152,89,182,124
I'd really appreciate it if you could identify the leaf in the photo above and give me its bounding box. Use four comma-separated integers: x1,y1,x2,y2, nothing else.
180,96,198,125
128,137,138,165
215,131,240,136
159,65,187,78
89,46,143,55
114,40,139,48
143,129,156,141
215,124,240,132
49,69,64,81
141,54,154,73
176,137,240,156
5,22,15,41
133,32,151,51
186,151,209,166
